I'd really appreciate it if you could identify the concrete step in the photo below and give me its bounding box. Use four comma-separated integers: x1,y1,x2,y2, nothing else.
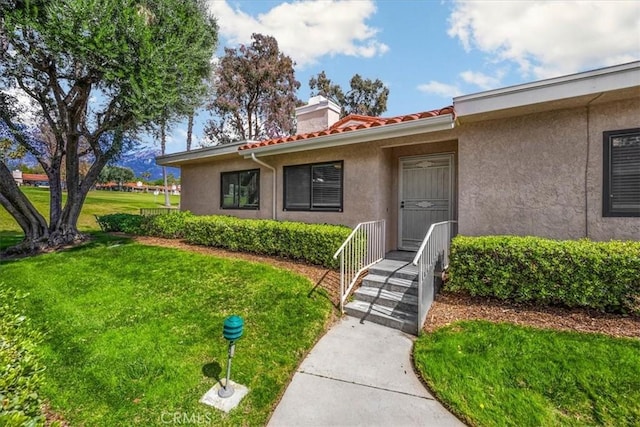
368,259,419,281
345,300,418,335
353,287,418,312
384,251,416,262
361,274,418,296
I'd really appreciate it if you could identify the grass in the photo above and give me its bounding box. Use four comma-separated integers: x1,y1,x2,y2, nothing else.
0,187,179,249
414,321,640,427
0,235,333,426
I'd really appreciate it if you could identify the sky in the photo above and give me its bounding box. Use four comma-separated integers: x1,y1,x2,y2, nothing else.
7,0,640,154
161,0,640,154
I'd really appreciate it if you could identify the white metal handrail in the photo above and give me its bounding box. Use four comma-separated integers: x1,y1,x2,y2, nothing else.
333,220,385,313
412,220,457,330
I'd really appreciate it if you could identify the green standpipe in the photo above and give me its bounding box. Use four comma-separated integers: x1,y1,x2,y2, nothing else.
219,315,244,398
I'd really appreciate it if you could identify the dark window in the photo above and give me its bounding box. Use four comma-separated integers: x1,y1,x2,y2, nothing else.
284,161,343,211
220,169,259,209
603,128,640,217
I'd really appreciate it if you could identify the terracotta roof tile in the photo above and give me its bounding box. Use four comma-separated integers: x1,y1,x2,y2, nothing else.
239,106,454,151
21,173,48,181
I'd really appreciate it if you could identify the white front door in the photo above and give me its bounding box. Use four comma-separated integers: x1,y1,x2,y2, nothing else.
399,154,453,250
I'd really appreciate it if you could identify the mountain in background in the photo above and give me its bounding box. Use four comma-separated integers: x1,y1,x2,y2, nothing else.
117,147,180,181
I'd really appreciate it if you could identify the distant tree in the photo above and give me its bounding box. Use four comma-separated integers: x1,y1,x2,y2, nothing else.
309,71,389,118
151,14,217,204
18,164,46,175
98,166,135,184
0,0,218,255
205,33,300,144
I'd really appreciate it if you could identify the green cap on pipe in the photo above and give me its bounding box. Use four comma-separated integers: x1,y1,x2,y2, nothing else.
223,315,244,342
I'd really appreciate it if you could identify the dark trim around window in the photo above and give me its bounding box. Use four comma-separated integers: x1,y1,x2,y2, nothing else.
603,128,640,217
220,169,260,210
283,161,343,212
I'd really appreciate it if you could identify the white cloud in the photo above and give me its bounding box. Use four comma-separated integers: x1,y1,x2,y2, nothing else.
459,70,501,90
207,0,389,67
2,87,41,127
417,81,463,98
448,1,640,78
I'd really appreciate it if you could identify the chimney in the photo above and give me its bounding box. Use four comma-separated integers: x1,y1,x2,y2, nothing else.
295,95,341,134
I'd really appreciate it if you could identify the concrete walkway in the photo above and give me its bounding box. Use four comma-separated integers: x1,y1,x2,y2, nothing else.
267,315,465,427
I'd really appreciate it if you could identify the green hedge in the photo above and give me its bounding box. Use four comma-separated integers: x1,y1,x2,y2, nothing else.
183,216,351,268
0,287,46,426
95,213,144,234
95,212,351,268
447,236,640,315
140,211,193,239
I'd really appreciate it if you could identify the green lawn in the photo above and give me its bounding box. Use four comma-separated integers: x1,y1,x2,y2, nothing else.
1,235,333,426
0,187,179,249
414,321,640,427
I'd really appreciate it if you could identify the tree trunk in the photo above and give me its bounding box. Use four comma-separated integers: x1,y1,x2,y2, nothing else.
0,160,50,255
160,119,170,206
186,111,194,151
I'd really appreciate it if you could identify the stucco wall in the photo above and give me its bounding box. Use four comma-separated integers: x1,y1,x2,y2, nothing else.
180,155,273,219
179,144,389,226
458,98,640,240
587,98,640,240
296,108,339,134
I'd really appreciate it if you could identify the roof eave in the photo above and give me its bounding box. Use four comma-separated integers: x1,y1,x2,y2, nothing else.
155,140,253,166
240,114,455,157
454,61,640,118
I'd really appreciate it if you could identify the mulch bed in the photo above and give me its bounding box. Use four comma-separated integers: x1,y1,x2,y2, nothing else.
133,236,640,339
425,292,640,339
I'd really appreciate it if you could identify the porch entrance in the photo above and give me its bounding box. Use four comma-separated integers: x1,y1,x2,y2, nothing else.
399,154,453,250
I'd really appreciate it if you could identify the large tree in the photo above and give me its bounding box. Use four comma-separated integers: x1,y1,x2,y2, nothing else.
309,71,389,118
0,0,217,255
205,33,300,144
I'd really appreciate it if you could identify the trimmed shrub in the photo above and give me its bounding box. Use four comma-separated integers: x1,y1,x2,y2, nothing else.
0,287,46,426
95,213,143,234
141,211,194,239
447,235,640,314
183,215,351,268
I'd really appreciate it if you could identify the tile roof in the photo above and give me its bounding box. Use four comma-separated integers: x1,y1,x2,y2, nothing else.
21,173,48,181
239,106,455,151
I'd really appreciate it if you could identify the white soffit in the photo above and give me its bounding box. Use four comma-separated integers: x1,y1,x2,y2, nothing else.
454,61,640,118
155,140,253,166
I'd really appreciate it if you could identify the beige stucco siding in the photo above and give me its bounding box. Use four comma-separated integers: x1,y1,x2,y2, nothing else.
587,98,640,240
458,98,640,240
179,144,390,225
180,155,274,219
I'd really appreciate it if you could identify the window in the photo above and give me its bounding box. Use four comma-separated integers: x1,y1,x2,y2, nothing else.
220,169,259,209
603,128,640,217
284,161,343,211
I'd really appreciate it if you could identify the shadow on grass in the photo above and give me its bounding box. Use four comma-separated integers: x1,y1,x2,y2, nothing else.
202,361,223,383
0,231,137,263
0,231,23,252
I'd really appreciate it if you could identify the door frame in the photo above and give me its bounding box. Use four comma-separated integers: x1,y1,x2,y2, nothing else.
397,153,455,250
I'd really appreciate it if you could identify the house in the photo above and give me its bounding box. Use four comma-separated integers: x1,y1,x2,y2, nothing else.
12,170,49,187
158,62,639,334
157,61,640,248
